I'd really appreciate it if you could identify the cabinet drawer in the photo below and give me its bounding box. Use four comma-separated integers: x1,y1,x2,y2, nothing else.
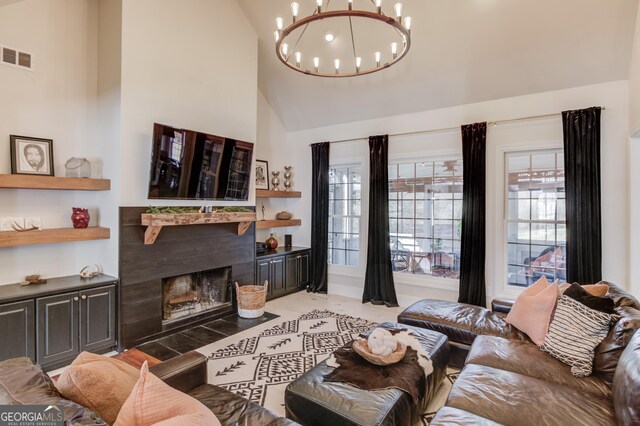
80,285,116,352
36,292,79,367
0,300,35,361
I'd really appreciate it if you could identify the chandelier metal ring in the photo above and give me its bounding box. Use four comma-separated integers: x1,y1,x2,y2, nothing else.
275,9,412,78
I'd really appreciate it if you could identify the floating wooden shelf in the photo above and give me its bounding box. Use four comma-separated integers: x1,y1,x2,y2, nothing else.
0,227,110,248
0,174,111,191
256,190,302,198
140,211,257,245
256,219,302,229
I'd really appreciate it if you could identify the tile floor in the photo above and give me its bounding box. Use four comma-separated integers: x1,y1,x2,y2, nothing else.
136,312,280,360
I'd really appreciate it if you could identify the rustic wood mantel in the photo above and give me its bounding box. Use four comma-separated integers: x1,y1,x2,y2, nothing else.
140,211,256,245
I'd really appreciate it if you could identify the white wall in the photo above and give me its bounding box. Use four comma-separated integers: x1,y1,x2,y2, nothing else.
630,5,640,135
275,81,631,306
255,91,302,245
118,0,258,207
629,6,640,299
96,0,122,278
0,0,108,285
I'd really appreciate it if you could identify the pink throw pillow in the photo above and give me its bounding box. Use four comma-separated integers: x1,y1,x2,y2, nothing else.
505,276,559,345
114,362,220,426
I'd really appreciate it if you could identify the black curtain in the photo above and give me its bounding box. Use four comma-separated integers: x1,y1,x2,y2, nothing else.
363,135,398,307
562,107,602,283
458,122,487,307
309,142,330,293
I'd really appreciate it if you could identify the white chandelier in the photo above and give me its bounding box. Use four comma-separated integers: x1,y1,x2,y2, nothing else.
274,0,413,78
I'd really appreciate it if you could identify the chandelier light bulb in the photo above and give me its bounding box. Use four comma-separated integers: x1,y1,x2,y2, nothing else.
325,32,335,42
291,2,299,21
375,51,381,66
394,3,403,21
316,0,322,13
405,16,412,32
313,56,320,71
274,31,280,43
376,0,382,13
334,59,340,74
356,56,362,72
295,51,302,67
391,42,398,59
281,43,289,57
348,0,353,10
276,17,284,30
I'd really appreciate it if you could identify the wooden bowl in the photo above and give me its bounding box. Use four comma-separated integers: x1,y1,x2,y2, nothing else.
276,211,293,220
353,338,406,366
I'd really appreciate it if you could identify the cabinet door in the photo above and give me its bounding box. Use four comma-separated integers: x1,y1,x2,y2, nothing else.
256,259,272,295
0,300,35,361
285,255,299,290
298,251,311,288
271,257,286,295
80,285,116,352
37,292,79,367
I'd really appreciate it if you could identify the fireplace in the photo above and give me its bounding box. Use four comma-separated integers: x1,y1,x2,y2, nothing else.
119,207,256,349
162,267,231,324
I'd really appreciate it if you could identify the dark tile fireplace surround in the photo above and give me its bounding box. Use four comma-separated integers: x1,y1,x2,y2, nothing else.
119,207,255,350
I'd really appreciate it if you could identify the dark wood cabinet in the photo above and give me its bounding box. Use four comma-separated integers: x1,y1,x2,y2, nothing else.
0,275,118,370
286,251,311,290
36,292,79,367
256,258,271,291
257,257,285,297
80,285,116,352
271,257,286,296
36,285,116,368
257,248,310,300
0,300,34,360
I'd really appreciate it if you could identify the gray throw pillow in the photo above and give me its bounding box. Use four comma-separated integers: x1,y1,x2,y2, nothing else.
540,295,614,377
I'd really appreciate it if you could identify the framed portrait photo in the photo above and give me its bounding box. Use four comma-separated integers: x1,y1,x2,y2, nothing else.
255,159,269,190
10,135,54,176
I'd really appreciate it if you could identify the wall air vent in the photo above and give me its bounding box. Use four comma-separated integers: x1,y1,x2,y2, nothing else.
2,47,16,64
1,45,33,70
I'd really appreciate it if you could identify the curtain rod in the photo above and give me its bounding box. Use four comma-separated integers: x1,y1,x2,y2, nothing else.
312,107,606,145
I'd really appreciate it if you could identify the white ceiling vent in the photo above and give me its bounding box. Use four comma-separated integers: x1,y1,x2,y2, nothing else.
1,45,33,70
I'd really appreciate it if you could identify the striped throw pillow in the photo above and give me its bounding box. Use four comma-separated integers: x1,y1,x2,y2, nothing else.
540,295,614,377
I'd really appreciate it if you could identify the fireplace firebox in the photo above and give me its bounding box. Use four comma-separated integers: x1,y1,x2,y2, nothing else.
162,267,231,324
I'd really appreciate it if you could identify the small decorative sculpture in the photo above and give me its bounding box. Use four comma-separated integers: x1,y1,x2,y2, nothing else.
21,274,47,286
71,208,90,229
271,171,281,191
283,166,292,192
80,264,103,279
261,202,266,221
367,328,398,356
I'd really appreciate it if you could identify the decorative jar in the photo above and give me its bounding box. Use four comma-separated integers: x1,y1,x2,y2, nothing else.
71,208,90,228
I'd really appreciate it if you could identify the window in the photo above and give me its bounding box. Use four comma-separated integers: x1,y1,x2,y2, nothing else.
506,150,566,287
328,165,361,266
388,160,463,279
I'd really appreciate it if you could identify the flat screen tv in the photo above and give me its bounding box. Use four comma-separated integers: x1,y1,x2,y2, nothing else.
148,123,254,201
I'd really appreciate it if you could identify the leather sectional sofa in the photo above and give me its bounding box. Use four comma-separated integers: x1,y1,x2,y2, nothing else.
0,350,296,426
398,282,640,425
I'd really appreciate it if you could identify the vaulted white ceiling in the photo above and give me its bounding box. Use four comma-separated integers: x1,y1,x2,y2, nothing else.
237,0,639,131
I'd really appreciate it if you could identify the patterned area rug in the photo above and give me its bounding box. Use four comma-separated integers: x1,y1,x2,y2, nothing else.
204,309,458,424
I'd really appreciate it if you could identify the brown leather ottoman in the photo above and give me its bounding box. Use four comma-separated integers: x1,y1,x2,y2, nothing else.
284,322,449,426
397,299,529,368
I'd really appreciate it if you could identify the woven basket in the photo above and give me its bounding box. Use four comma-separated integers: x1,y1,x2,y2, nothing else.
236,281,268,319
353,338,407,366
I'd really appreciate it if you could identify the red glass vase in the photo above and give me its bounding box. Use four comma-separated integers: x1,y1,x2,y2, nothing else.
71,208,90,229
